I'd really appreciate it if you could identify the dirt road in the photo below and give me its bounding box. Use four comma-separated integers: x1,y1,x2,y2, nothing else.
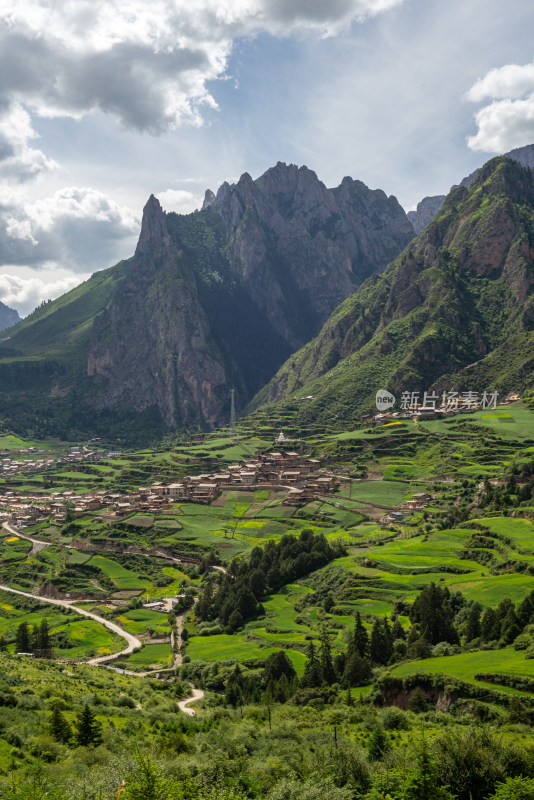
178,686,204,716
0,582,142,664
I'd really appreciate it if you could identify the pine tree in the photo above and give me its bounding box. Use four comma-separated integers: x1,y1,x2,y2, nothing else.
370,619,391,665
0,635,6,652
402,737,455,799
343,650,371,686
465,606,481,642
481,607,500,641
354,612,369,657
49,706,72,744
410,583,458,645
75,704,103,747
319,623,336,684
15,622,30,653
368,726,390,760
34,619,52,658
120,753,172,800
392,618,405,640
383,617,394,661
301,641,323,688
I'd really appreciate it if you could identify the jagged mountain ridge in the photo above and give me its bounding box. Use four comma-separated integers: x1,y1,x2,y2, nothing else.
0,162,414,436
407,143,534,236
252,157,534,428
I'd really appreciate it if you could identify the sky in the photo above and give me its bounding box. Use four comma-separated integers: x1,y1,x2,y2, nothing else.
1,0,534,316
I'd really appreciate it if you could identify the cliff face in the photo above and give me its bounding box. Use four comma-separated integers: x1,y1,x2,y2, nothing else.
88,196,227,428
204,162,414,346
85,163,414,428
256,157,534,427
407,195,446,235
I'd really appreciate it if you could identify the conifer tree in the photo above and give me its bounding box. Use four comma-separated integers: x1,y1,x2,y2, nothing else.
301,641,323,688
368,726,390,761
34,619,52,658
370,619,391,665
392,618,405,640
15,622,30,653
402,737,455,799
75,704,103,747
465,606,481,642
354,612,369,657
481,607,500,641
49,706,72,744
319,623,336,684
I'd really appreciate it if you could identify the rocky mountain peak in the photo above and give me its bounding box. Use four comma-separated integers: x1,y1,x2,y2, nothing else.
136,194,169,255
202,189,216,209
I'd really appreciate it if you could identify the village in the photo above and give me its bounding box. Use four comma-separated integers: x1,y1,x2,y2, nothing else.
0,444,112,477
0,446,343,528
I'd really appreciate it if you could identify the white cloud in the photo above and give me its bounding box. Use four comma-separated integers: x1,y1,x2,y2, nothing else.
0,187,139,272
0,272,85,317
466,61,534,153
0,0,405,133
0,104,57,183
466,62,534,102
156,189,202,213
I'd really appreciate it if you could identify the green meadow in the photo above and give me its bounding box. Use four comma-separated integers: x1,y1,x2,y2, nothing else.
391,647,534,694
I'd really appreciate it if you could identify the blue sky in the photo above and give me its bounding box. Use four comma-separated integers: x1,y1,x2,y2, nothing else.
1,0,534,314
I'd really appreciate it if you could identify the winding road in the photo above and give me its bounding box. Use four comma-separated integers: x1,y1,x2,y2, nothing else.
0,581,142,664
178,686,204,716
0,520,208,711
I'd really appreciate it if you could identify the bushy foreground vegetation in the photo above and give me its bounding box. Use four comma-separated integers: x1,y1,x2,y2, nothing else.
4,643,534,800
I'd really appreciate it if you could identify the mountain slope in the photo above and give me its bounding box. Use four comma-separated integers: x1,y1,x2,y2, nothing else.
252,157,534,429
0,162,413,439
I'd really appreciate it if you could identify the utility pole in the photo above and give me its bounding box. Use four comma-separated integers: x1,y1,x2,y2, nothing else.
230,389,238,442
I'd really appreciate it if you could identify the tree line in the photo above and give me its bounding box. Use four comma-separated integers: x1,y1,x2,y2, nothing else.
196,530,344,633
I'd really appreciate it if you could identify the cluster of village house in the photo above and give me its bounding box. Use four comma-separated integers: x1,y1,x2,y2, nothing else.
1,445,110,477
151,450,337,505
0,450,339,528
379,492,432,524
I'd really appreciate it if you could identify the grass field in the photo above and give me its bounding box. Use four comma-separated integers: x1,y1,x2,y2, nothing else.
89,556,149,590
391,647,534,696
349,481,411,507
118,642,173,669
115,609,171,636
187,633,268,662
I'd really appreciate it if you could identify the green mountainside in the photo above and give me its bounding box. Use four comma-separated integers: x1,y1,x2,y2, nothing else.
252,157,534,430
